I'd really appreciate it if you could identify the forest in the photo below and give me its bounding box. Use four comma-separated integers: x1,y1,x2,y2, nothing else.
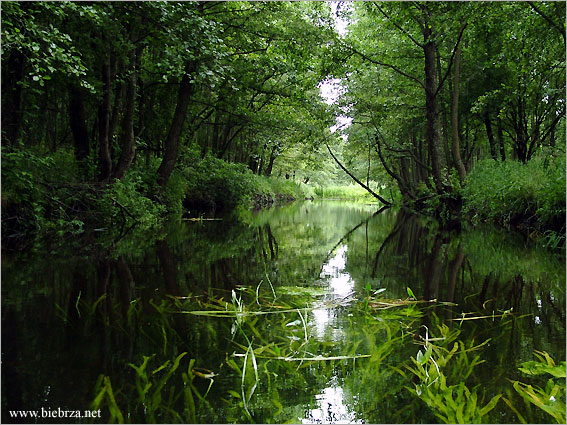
1,1,566,424
2,1,565,241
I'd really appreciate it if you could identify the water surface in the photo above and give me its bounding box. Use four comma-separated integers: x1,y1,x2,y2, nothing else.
2,200,565,423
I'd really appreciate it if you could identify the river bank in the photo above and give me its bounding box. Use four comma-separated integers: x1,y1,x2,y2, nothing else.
2,147,564,252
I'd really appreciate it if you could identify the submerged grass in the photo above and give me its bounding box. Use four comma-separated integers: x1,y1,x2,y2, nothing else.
85,280,562,424
509,351,566,424
403,323,502,424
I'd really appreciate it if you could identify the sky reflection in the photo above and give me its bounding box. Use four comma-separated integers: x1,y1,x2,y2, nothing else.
302,246,361,423
302,376,362,424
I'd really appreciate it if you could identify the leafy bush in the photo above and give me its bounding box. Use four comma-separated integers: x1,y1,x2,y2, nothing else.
179,155,312,215
463,157,566,234
2,146,169,236
97,174,166,231
1,147,86,235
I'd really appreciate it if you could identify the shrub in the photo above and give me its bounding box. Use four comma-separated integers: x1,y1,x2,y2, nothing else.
463,156,566,234
97,174,166,231
179,155,313,215
1,147,86,235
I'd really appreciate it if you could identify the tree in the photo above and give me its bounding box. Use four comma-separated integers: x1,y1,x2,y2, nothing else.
332,1,565,208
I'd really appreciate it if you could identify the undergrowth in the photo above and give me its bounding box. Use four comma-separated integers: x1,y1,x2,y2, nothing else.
1,146,317,240
463,156,565,236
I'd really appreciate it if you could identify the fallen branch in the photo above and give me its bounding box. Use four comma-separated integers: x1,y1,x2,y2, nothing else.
325,143,391,206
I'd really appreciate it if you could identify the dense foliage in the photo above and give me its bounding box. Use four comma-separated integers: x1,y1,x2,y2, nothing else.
1,1,565,240
463,156,566,235
1,1,343,237
333,1,565,225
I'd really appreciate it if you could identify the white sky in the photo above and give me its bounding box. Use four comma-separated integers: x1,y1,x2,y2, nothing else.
329,1,349,37
319,2,353,135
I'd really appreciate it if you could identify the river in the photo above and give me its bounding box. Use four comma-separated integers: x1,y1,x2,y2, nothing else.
2,200,565,423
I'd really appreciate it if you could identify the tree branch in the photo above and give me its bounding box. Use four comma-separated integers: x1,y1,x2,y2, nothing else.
325,143,391,205
373,131,416,200
373,3,425,48
434,23,467,98
527,1,566,43
346,45,425,89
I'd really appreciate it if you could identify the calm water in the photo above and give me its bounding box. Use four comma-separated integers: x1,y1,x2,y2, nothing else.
2,200,565,423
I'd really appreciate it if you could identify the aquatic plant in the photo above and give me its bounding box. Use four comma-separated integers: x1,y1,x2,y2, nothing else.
507,350,566,424
404,323,502,424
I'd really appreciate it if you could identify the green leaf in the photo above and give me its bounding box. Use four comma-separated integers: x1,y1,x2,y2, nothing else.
478,394,502,417
407,287,416,299
228,390,241,399
519,361,566,378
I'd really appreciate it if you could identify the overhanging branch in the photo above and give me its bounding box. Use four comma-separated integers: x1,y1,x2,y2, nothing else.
346,44,425,89
325,143,391,206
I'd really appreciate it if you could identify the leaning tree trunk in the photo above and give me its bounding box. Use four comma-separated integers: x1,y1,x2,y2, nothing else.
451,44,467,185
326,143,391,206
157,61,196,187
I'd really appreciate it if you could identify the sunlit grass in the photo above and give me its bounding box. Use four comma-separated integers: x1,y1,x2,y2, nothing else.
313,183,381,200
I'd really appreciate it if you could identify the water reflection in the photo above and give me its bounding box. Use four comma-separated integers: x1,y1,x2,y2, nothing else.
303,376,362,424
1,201,565,424
312,245,354,340
321,245,354,297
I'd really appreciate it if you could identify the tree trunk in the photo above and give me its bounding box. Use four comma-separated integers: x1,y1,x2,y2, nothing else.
264,146,277,177
1,50,25,147
451,44,466,185
484,110,498,160
98,58,112,182
69,85,90,162
438,47,451,167
366,142,371,187
374,134,415,200
423,38,445,193
497,117,506,161
549,124,556,148
112,46,139,180
157,61,196,187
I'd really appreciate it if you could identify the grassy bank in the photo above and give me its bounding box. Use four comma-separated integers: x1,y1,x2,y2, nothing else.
314,183,375,200
462,156,565,247
3,146,563,249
